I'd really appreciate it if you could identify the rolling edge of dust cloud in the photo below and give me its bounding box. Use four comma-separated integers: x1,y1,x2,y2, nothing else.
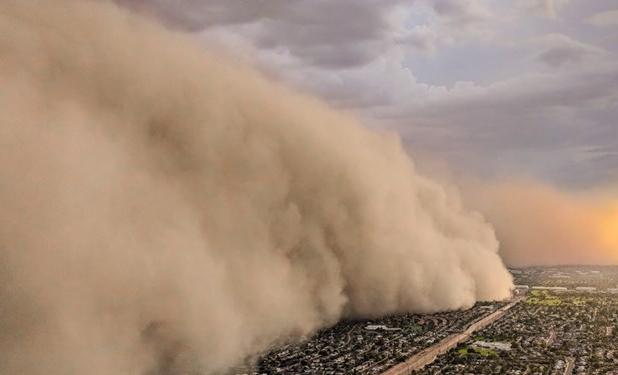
1,1,616,375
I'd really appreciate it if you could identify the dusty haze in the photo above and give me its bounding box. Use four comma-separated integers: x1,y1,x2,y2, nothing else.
0,1,512,374
465,180,618,267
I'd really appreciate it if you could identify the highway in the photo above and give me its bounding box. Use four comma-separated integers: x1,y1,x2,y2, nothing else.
382,297,524,375
563,357,575,375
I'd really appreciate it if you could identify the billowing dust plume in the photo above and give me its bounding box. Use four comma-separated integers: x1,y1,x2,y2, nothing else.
465,180,618,267
0,1,512,373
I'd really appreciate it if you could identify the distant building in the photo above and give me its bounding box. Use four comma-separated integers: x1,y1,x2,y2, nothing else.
365,325,401,331
575,287,596,292
472,340,511,351
607,288,618,294
514,285,529,290
532,286,567,291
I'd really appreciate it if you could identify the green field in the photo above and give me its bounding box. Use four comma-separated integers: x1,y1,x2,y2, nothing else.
525,290,589,306
407,324,423,332
457,346,498,357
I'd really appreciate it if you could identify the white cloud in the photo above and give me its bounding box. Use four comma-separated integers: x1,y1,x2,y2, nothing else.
587,9,618,28
516,0,570,18
402,25,439,53
532,34,607,67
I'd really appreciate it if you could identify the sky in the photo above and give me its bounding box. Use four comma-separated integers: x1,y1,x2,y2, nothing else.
117,0,618,190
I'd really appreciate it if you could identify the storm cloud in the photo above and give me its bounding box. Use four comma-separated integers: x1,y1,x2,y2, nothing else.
114,0,618,189
0,1,512,374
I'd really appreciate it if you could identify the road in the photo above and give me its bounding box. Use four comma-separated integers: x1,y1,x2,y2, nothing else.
563,357,575,375
382,297,524,375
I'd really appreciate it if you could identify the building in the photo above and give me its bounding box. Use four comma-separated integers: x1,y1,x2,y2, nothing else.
365,325,401,331
575,287,596,292
472,341,512,351
531,286,567,292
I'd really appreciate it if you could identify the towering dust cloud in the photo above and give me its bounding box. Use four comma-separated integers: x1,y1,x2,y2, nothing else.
0,1,512,374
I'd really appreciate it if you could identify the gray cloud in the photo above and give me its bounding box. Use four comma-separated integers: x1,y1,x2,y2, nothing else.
116,0,290,29
112,0,618,189
116,0,407,69
587,9,618,28
431,0,491,26
352,50,615,188
533,34,606,67
516,0,570,18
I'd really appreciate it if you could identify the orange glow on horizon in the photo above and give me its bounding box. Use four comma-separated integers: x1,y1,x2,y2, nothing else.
599,203,618,254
